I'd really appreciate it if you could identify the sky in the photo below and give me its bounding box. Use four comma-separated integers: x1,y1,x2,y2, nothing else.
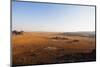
12,1,95,32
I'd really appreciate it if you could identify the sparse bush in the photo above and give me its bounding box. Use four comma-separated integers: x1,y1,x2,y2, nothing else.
12,30,24,35
72,39,79,42
50,36,69,40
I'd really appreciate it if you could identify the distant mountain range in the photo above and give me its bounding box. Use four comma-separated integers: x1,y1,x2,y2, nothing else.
61,31,95,38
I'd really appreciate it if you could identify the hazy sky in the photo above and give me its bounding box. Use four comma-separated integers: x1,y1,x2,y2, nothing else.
12,1,95,32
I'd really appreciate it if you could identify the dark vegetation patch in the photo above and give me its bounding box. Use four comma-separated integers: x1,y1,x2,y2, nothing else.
12,30,24,35
67,39,79,43
72,39,79,42
50,36,69,40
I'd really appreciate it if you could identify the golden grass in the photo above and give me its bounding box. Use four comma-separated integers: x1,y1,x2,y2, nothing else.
12,32,95,65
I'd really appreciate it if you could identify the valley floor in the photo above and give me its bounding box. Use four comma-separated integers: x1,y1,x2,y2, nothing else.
12,32,96,66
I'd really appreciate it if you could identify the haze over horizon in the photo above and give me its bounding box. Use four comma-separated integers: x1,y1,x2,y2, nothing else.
12,1,95,32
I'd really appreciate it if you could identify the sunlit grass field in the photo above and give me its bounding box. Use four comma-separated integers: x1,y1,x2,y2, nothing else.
12,32,96,66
